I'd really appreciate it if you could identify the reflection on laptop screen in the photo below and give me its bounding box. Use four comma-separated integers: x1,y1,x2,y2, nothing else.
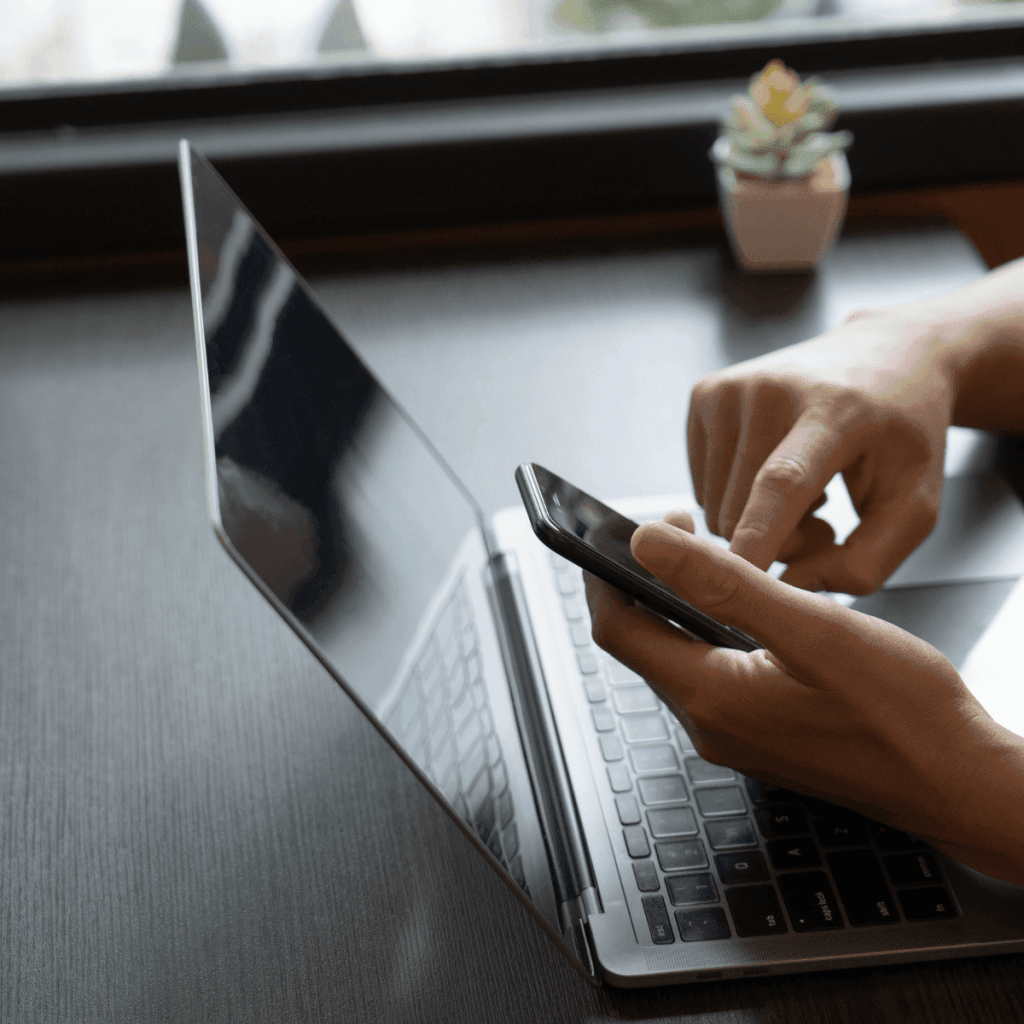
188,155,482,715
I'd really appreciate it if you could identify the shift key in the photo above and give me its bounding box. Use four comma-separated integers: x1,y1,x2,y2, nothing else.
828,850,899,925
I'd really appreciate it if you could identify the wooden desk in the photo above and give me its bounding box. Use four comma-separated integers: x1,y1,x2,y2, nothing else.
3,221,1023,1022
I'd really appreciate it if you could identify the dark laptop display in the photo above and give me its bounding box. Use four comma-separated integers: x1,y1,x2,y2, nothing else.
181,140,1024,987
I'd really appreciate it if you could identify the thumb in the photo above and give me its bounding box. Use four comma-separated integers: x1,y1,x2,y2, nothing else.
631,521,849,677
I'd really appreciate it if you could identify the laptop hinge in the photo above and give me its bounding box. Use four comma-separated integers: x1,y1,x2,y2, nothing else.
488,551,600,916
560,891,599,977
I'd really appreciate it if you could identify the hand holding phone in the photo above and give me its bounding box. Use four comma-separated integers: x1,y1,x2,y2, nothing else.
515,463,760,652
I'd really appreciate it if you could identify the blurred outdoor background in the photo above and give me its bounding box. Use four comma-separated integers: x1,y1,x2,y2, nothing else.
1,0,999,92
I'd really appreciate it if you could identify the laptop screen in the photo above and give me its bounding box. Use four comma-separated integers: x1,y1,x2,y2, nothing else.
183,146,484,720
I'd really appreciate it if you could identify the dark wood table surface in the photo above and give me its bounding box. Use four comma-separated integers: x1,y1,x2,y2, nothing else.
3,220,1023,1022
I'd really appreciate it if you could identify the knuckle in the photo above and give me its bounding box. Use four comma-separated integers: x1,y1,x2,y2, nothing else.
692,371,732,399
694,567,745,616
689,377,716,404
755,453,810,496
691,374,743,415
841,565,885,596
747,375,798,409
823,389,874,433
904,492,940,538
731,522,769,548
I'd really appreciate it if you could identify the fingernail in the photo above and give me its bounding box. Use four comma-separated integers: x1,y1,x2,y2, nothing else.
631,521,687,567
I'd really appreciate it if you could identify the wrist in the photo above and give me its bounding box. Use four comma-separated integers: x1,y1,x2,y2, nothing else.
904,261,1024,430
934,714,1024,885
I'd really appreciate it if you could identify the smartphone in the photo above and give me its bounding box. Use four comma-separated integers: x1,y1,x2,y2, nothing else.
515,463,760,652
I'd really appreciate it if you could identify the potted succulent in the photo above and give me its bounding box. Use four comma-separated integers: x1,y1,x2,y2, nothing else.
711,60,854,272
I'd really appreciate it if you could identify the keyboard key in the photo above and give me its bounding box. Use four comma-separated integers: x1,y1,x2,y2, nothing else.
633,860,660,892
725,885,789,937
630,745,679,774
814,814,870,848
607,764,632,792
647,807,698,837
744,778,798,806
695,786,747,817
666,872,719,906
612,685,660,715
563,595,586,621
584,678,607,703
779,872,844,931
624,825,651,858
608,660,644,685
557,572,578,596
869,822,928,851
656,838,709,872
570,622,591,647
898,887,957,921
705,817,758,850
799,796,847,817
755,805,809,838
591,706,615,732
885,852,941,886
676,906,731,941
621,714,669,744
642,895,675,944
675,726,697,753
715,851,769,884
638,775,688,806
577,650,600,675
767,837,820,870
599,735,624,762
616,794,642,825
685,756,735,784
828,850,899,925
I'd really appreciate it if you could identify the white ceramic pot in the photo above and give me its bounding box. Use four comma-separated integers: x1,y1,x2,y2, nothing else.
716,152,850,272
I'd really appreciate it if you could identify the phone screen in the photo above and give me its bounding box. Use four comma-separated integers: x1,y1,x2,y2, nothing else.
533,467,676,596
518,463,760,652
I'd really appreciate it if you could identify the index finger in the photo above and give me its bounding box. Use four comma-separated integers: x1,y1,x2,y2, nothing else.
729,411,845,571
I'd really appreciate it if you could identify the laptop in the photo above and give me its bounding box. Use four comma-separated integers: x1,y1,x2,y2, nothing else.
179,140,1024,987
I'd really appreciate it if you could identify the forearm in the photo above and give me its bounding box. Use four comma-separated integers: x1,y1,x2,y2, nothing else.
911,258,1024,432
940,715,1024,886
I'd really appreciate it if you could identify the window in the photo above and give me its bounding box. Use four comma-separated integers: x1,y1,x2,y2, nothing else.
3,0,1024,267
4,0,1024,90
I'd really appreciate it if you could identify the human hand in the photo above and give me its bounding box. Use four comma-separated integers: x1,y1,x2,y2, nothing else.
585,514,1024,885
688,308,955,594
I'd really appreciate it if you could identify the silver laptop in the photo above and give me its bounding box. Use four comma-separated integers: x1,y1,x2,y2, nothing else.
179,140,1024,987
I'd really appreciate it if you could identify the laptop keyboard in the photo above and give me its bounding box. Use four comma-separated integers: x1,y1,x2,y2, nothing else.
384,576,527,893
549,553,957,945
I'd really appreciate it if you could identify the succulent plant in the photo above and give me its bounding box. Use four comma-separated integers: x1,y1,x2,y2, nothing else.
712,60,853,181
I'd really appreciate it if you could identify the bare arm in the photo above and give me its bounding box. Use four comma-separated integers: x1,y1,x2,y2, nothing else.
688,257,1024,593
585,515,1024,885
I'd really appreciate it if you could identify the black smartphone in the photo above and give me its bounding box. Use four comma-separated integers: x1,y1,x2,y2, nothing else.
515,463,760,652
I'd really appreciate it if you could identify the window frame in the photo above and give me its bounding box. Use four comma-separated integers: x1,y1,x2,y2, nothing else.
4,13,1024,263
